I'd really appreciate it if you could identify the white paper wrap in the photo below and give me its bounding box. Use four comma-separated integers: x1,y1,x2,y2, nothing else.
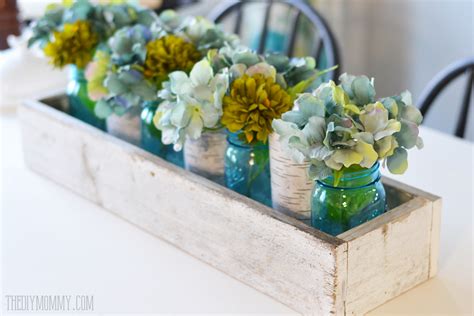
183,130,227,183
269,133,313,219
106,108,141,146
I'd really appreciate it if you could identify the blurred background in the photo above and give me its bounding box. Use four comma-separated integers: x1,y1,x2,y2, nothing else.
1,0,473,140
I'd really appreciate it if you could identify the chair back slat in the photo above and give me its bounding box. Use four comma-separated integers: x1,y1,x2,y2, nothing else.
418,57,474,139
314,38,323,63
456,69,474,138
233,4,243,35
286,10,301,57
257,1,273,54
208,0,341,81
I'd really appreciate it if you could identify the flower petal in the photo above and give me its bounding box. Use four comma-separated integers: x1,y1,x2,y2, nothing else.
190,59,213,86
170,102,192,128
387,147,408,174
169,71,193,95
187,112,204,139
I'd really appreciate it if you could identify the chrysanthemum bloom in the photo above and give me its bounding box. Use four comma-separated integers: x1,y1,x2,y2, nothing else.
143,35,201,86
222,74,292,144
44,20,99,69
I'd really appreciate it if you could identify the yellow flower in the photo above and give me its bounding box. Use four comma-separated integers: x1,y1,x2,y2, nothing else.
143,35,201,85
44,20,99,69
221,74,292,144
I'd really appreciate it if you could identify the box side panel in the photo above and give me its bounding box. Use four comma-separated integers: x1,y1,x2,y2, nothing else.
344,197,433,315
19,103,344,314
429,198,442,278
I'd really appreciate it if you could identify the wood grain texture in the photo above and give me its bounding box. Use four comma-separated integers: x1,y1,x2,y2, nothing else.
429,198,442,278
381,178,442,279
19,98,442,315
19,99,345,315
342,197,433,315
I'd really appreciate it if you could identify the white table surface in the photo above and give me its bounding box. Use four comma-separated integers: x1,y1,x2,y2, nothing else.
1,113,473,315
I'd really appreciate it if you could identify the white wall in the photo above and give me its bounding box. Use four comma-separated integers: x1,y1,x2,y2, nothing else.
315,0,474,140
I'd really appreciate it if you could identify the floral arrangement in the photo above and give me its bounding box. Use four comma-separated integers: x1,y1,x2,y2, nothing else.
28,0,156,69
272,73,423,185
87,10,239,119
152,58,229,150
87,24,157,117
153,46,335,150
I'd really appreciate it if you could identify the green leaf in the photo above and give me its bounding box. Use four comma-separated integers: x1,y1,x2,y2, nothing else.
287,75,317,100
333,169,344,187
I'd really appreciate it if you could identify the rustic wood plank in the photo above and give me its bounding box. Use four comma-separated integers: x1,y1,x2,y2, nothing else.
19,99,346,314
429,198,442,278
382,177,443,279
337,196,427,242
342,197,433,315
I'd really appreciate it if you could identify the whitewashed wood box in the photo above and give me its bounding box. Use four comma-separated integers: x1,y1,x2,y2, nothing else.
19,95,442,315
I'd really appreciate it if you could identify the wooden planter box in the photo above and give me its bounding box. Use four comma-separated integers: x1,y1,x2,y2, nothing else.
19,95,442,315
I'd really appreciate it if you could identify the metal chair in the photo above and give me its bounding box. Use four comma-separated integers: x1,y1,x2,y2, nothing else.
418,57,474,139
208,0,341,81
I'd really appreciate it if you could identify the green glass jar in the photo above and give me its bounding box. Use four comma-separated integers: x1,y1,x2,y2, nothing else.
140,102,184,167
224,133,272,206
67,66,106,130
311,163,387,235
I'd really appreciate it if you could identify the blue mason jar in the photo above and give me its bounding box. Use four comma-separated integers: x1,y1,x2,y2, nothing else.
140,102,184,167
224,133,272,206
311,163,386,235
67,65,106,130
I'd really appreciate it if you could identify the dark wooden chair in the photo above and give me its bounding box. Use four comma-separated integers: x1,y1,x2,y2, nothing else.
208,0,341,81
0,0,20,50
418,57,474,139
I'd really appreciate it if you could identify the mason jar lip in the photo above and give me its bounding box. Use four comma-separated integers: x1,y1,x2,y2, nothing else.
316,162,381,190
226,132,268,149
69,65,86,81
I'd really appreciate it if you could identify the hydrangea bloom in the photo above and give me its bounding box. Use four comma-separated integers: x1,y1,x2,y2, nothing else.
88,10,240,119
153,59,229,151
28,0,157,68
272,73,423,182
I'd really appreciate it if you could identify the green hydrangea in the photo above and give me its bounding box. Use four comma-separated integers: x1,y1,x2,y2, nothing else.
272,73,423,184
89,9,240,119
153,59,229,151
28,0,158,63
94,66,157,118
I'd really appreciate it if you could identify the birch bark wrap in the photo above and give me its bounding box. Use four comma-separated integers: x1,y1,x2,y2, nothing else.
269,133,313,219
106,107,141,146
184,130,226,184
